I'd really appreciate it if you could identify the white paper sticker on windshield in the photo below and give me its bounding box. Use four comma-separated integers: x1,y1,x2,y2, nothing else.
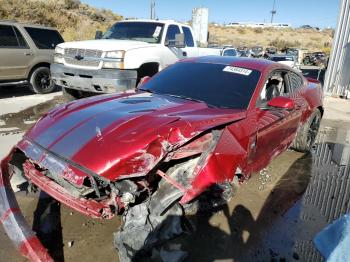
153,26,162,38
223,66,252,76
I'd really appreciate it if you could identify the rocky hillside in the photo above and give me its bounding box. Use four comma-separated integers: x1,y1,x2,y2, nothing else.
208,24,334,53
0,0,123,41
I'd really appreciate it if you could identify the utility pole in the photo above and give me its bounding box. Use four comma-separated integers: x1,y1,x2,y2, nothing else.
270,0,276,24
150,0,156,20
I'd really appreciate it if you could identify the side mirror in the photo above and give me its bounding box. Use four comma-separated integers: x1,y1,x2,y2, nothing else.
165,33,185,48
175,33,185,48
95,30,103,39
267,96,295,110
136,76,151,90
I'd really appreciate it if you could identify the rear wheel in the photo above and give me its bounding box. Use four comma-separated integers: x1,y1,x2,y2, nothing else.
291,109,322,152
29,67,55,94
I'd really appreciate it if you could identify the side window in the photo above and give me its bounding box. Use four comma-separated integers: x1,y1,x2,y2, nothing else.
288,72,304,92
165,25,180,42
0,25,19,48
258,71,289,106
13,26,28,48
24,27,64,49
181,26,194,47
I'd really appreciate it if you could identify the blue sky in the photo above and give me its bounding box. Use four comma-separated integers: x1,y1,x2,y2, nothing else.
81,0,340,28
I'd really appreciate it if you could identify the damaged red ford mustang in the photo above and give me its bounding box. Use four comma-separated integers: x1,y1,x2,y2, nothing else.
0,56,323,261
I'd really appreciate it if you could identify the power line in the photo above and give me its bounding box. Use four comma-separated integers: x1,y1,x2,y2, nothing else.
270,0,276,23
150,0,156,19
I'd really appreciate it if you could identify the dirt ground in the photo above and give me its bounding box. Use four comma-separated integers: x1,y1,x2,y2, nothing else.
0,86,349,262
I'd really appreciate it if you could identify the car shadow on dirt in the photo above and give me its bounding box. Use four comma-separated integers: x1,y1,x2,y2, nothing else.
32,191,65,262
129,153,313,262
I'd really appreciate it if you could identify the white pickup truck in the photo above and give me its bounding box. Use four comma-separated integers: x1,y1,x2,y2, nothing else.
51,19,237,98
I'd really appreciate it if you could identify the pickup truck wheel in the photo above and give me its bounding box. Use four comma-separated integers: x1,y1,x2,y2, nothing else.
29,67,55,94
291,109,322,152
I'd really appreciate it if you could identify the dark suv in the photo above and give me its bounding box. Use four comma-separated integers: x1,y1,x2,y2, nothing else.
0,21,64,93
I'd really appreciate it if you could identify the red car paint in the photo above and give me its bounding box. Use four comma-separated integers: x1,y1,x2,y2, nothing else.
0,57,323,261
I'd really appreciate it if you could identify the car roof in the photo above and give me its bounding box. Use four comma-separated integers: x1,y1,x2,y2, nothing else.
0,20,56,30
181,56,276,71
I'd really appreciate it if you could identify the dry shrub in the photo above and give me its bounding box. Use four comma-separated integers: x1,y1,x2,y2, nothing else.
236,28,246,34
0,0,123,41
254,28,263,34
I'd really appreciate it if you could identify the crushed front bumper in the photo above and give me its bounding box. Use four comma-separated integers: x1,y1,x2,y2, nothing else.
0,151,53,262
51,63,137,94
22,161,113,219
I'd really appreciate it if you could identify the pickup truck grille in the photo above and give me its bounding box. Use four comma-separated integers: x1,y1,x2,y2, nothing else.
64,57,101,67
64,48,103,68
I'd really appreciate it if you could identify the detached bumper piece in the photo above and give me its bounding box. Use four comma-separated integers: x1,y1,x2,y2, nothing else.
0,154,53,262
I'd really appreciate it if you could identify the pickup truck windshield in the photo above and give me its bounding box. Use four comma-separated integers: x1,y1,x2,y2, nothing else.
102,22,164,44
140,62,261,109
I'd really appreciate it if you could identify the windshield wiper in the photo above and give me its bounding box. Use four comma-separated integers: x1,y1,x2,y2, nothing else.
163,94,217,108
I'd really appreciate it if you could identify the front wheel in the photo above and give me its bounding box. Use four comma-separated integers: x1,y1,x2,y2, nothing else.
291,109,322,152
29,67,55,94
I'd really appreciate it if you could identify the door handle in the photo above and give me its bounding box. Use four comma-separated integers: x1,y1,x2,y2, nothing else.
24,52,34,56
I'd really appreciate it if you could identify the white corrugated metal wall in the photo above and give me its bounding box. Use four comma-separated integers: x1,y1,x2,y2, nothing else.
324,0,350,96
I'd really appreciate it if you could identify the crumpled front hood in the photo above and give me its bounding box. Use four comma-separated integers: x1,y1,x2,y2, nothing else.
23,92,246,180
58,39,153,52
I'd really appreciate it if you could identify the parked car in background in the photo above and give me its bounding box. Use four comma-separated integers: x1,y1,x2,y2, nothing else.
51,19,233,99
250,45,264,58
0,21,64,93
237,46,251,57
269,54,300,70
221,47,239,57
285,47,309,64
303,52,328,68
0,56,324,261
265,46,277,56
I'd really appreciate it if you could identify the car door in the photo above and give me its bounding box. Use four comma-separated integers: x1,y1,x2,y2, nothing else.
0,24,33,80
248,69,300,172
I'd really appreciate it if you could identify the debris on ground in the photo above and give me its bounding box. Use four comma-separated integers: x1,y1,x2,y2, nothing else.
258,167,272,191
114,202,187,262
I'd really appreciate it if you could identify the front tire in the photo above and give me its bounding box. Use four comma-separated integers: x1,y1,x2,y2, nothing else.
291,109,322,152
29,67,55,94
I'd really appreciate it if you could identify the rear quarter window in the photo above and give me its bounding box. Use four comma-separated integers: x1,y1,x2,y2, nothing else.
24,27,64,49
289,72,304,91
0,25,19,48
